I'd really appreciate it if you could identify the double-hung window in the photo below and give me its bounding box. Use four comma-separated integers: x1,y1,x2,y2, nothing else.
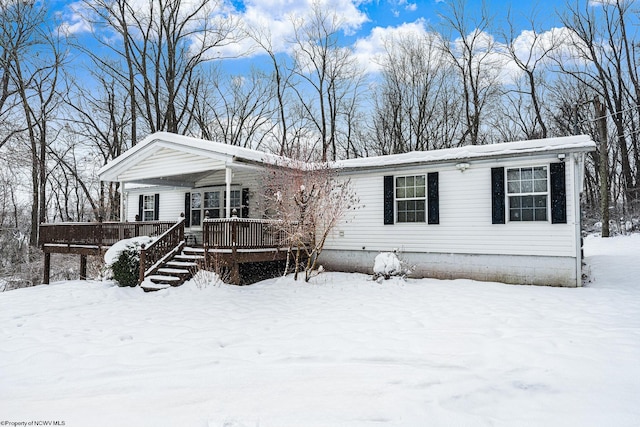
204,191,221,219
396,175,426,223
507,166,548,221
142,195,156,221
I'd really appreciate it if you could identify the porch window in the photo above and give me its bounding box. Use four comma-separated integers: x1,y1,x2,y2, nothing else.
228,190,242,215
507,166,548,221
142,195,156,221
190,189,242,227
190,193,202,226
396,175,426,223
204,191,221,219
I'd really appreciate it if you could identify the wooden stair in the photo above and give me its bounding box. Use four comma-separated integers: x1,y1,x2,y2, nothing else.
141,247,204,292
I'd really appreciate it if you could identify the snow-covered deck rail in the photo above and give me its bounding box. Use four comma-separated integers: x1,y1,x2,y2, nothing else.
202,218,293,250
139,219,186,284
38,221,176,249
38,220,177,285
202,218,302,284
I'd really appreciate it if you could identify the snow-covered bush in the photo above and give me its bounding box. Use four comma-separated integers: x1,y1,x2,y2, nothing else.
104,236,153,287
111,248,139,287
373,251,412,281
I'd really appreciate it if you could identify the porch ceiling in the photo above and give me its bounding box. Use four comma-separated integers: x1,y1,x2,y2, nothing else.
126,170,214,187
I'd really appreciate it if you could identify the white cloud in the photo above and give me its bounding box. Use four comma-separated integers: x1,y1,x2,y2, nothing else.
57,1,93,36
353,19,430,73
388,0,418,16
499,26,588,85
179,0,371,61
59,0,372,64
239,0,369,53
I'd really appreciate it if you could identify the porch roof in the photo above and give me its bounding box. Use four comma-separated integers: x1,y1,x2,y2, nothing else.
99,132,281,186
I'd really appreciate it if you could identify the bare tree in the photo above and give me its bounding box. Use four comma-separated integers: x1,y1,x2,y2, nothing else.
290,1,365,161
261,160,359,282
194,68,277,149
246,23,299,156
5,1,65,246
372,31,460,154
62,73,131,220
559,0,637,212
439,0,502,145
80,0,242,140
500,10,561,139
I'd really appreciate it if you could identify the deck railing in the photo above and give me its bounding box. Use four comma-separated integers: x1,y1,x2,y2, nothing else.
139,219,185,284
38,221,176,248
202,218,292,250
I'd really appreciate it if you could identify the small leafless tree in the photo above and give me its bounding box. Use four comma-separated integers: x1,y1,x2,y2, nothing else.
261,160,359,282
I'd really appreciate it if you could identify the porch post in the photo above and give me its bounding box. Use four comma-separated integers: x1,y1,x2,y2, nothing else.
225,166,232,218
80,255,87,280
119,181,125,222
43,252,51,285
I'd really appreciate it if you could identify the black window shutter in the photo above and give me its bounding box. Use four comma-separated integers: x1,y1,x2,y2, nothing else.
491,167,505,224
242,188,249,218
383,175,394,225
427,172,439,224
138,195,143,221
153,193,160,220
184,192,191,226
550,162,567,224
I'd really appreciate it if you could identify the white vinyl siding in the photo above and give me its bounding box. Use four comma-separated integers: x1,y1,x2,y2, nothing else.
126,187,186,222
325,156,576,258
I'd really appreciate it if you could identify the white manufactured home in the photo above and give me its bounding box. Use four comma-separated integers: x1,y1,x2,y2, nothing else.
323,136,595,287
88,132,595,287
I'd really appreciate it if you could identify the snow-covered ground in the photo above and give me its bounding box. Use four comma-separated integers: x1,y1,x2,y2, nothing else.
1,235,639,427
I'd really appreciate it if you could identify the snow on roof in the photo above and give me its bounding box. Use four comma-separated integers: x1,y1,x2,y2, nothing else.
100,133,596,181
335,135,595,170
98,132,281,177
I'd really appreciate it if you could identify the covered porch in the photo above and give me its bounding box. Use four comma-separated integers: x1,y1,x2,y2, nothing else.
97,132,276,226
38,132,294,286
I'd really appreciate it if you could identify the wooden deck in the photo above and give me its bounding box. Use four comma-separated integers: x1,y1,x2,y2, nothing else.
38,218,296,285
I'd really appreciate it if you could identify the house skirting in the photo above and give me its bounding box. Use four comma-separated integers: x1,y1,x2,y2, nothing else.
319,250,579,287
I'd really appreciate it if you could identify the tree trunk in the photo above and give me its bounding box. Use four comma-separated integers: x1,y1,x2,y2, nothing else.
594,97,610,237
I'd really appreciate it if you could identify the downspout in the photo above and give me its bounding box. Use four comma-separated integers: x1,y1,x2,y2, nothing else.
225,166,232,218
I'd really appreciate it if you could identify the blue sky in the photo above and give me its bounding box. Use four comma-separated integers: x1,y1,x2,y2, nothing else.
48,0,576,85
55,0,566,73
